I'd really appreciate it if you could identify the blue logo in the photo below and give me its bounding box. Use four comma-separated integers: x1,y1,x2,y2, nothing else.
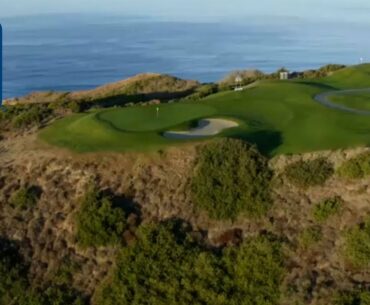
0,24,2,108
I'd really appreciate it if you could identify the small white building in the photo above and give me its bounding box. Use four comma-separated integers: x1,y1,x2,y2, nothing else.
234,75,244,91
280,71,289,80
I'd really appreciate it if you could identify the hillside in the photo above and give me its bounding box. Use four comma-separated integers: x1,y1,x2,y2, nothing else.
1,131,370,304
4,73,200,106
1,64,370,304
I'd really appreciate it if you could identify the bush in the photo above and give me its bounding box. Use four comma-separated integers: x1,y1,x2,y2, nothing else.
188,84,218,100
298,226,322,249
334,290,370,305
343,217,370,268
66,101,83,113
313,196,343,222
0,238,86,305
10,186,39,210
0,239,28,304
26,285,86,305
75,188,127,248
337,153,370,179
94,220,284,305
191,139,273,220
284,158,334,188
12,105,51,128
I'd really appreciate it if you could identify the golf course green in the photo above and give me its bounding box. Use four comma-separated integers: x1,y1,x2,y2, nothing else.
39,64,370,155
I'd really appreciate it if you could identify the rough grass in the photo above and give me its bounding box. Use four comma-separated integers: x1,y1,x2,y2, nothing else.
40,64,370,155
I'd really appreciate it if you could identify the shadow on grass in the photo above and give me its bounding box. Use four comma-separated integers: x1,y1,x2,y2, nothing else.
230,130,283,156
294,80,338,91
81,88,197,110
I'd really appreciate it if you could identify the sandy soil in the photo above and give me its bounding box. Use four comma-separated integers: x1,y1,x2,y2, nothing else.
163,118,239,139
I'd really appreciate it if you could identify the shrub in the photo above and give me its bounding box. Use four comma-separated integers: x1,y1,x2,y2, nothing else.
10,186,39,210
26,285,86,305
75,188,127,248
191,139,273,220
0,239,28,305
0,239,86,305
12,105,51,128
284,158,334,188
334,290,370,305
343,217,370,268
313,196,343,222
337,153,370,179
298,226,322,249
67,101,83,113
94,220,284,305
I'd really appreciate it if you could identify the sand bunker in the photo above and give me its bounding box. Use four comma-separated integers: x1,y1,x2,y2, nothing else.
163,118,239,139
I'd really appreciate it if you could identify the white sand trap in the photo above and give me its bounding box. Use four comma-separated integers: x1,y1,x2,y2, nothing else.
163,118,239,139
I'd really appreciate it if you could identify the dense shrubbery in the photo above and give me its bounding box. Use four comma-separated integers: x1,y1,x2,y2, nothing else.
313,196,343,222
95,220,284,305
12,105,52,128
0,239,28,304
186,84,219,100
284,158,334,188
0,239,85,305
337,153,370,179
10,186,40,210
334,290,370,305
343,217,370,268
297,64,346,79
0,104,52,129
191,139,273,220
75,188,127,248
298,226,322,249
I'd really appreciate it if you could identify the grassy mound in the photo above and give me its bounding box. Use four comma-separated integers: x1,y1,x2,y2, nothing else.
319,64,370,89
191,139,272,220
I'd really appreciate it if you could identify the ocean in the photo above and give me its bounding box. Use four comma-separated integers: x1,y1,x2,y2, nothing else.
2,14,370,98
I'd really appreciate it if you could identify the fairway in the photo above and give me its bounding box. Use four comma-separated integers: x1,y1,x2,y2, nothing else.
330,91,370,112
39,64,370,155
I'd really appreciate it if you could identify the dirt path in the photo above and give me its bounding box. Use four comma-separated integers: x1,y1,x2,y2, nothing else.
314,88,370,115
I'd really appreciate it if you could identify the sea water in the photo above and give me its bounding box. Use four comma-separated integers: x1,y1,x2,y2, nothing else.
2,14,370,98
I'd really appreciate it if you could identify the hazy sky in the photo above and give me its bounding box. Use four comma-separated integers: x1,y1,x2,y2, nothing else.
1,0,370,22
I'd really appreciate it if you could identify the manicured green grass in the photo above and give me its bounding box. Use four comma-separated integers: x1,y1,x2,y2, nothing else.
39,64,370,155
330,92,370,111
